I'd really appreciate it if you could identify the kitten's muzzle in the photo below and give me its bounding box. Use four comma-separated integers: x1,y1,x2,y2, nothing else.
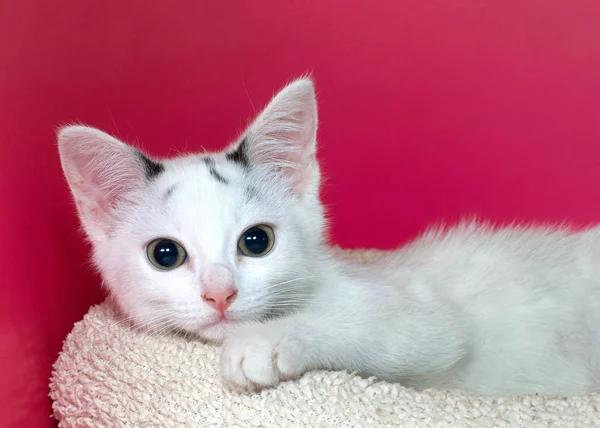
201,264,237,314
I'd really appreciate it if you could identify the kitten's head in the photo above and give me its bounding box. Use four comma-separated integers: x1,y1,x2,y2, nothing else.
58,79,326,342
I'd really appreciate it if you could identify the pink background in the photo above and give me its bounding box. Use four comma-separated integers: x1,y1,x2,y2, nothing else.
2,1,600,425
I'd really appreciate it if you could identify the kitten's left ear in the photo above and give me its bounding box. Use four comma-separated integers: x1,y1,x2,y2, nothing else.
227,78,319,197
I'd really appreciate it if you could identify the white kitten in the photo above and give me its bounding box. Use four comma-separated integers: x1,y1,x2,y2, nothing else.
58,78,600,396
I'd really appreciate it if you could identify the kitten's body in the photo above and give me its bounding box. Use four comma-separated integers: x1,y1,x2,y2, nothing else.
305,224,600,395
58,78,600,396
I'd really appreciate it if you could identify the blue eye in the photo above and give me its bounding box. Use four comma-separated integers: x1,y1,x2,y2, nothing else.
147,239,187,270
238,225,275,257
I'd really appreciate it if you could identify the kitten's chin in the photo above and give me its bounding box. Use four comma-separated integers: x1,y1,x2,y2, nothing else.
195,323,229,344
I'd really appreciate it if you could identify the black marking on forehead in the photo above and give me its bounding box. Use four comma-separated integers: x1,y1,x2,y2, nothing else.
209,168,228,184
162,185,176,202
244,185,259,202
137,152,164,180
203,157,228,184
225,136,249,167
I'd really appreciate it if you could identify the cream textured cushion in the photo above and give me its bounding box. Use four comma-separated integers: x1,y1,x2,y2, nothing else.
50,250,600,427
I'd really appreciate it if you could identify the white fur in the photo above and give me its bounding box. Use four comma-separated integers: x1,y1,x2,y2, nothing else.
58,78,600,396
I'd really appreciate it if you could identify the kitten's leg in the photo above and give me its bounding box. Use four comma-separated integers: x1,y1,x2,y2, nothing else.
220,300,467,390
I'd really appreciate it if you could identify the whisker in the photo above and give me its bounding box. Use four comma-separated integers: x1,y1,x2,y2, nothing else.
261,276,317,290
114,307,174,323
117,313,170,329
140,319,180,337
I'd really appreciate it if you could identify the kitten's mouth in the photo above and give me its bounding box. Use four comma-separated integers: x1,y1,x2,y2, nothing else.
203,313,235,328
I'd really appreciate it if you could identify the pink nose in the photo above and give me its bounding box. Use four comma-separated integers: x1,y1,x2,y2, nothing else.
201,264,237,313
202,287,237,313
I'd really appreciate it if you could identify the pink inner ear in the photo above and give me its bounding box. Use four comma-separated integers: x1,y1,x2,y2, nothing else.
61,129,149,216
274,112,317,191
74,174,106,199
239,79,319,195
292,160,318,196
58,125,155,241
74,174,114,211
70,167,123,230
74,197,113,228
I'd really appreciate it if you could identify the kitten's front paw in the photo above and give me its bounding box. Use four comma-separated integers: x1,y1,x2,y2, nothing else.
220,324,306,391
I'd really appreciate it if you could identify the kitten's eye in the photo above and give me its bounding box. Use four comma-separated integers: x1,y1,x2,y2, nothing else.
238,225,275,257
147,239,187,270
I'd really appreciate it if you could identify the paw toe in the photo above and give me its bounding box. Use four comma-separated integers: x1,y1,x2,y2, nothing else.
273,341,303,380
241,342,279,386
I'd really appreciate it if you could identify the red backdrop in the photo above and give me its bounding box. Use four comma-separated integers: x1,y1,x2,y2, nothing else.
2,1,600,426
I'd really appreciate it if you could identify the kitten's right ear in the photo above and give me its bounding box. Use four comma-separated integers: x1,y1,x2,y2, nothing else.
57,125,162,242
